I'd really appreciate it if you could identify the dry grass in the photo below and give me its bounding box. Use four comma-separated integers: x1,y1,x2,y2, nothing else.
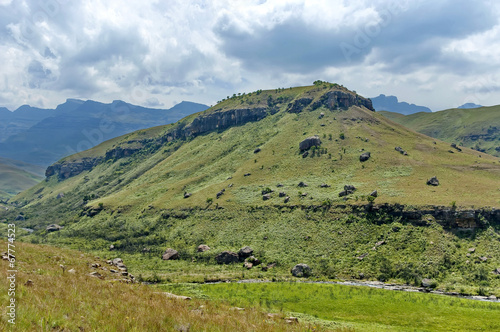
0,240,334,331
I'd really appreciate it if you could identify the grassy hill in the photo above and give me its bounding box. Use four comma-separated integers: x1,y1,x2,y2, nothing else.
0,158,44,200
379,105,500,157
3,82,500,295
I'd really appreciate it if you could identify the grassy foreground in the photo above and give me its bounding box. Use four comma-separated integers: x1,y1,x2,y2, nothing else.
0,240,328,331
162,282,500,332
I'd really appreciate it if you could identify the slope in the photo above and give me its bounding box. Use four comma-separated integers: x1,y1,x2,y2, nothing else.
379,105,500,157
3,82,500,292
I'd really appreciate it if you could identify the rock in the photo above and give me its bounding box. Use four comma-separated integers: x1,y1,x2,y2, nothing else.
89,271,102,278
421,278,436,288
369,190,378,197
160,292,192,301
395,146,404,153
238,246,253,260
375,240,385,246
279,192,286,197
110,269,118,273
298,181,308,187
244,173,251,176
479,256,488,262
121,271,128,276
228,183,233,187
56,193,65,199
243,262,253,269
216,191,224,199
493,268,500,275
216,251,239,264
25,279,33,286
276,183,284,187
319,112,325,119
46,224,63,232
286,97,313,113
320,183,331,188
299,135,321,151
262,194,271,200
357,253,368,260
109,245,115,251
183,192,192,198
285,317,299,324
68,269,76,274
254,148,261,153
489,295,497,300
112,258,123,266
302,151,309,158
359,152,371,162
468,247,476,253
15,215,25,221
162,248,179,260
197,244,211,252
451,143,462,152
291,263,311,277
339,185,356,197
284,196,290,203
426,176,439,186
91,263,100,268
245,256,261,266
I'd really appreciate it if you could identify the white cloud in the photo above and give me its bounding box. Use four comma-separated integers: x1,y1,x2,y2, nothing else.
0,0,499,111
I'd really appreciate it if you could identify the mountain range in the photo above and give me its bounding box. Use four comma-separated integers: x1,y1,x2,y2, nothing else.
370,94,432,114
0,99,209,167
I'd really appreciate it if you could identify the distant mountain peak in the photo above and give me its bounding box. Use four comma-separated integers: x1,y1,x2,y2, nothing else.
370,94,431,115
457,103,482,109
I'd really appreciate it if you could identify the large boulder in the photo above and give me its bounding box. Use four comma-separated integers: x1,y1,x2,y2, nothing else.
299,135,321,151
291,264,311,277
238,246,254,260
162,248,179,260
197,244,211,252
46,224,63,232
426,176,439,186
216,251,239,264
15,215,25,221
359,152,371,162
339,185,356,197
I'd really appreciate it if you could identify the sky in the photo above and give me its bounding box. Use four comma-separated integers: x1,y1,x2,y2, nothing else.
1,0,500,111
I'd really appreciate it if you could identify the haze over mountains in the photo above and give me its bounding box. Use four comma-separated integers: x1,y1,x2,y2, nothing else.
0,99,209,167
370,94,432,115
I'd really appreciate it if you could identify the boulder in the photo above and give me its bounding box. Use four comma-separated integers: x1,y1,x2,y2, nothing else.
197,244,211,252
369,190,378,197
279,192,287,197
238,246,254,260
215,251,239,264
291,263,311,277
276,183,284,187
216,191,224,199
245,256,261,266
15,215,25,221
319,112,325,119
302,151,309,158
162,248,179,260
298,181,308,187
284,196,290,203
426,176,439,186
56,193,65,199
109,244,115,251
183,192,192,198
320,183,331,188
254,148,261,153
339,185,356,197
493,268,500,275
244,173,251,177
46,224,63,232
262,194,271,200
421,278,436,288
359,152,371,162
299,135,321,151
112,258,123,266
243,262,253,269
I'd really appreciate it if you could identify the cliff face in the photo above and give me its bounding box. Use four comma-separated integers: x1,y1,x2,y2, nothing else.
45,157,103,180
287,90,374,113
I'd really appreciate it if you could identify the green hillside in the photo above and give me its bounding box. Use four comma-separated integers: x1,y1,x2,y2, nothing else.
379,105,500,157
3,82,500,295
0,158,44,200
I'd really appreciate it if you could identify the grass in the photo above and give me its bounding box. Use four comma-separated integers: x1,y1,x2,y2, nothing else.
0,240,327,331
379,106,500,157
0,158,43,200
161,282,500,331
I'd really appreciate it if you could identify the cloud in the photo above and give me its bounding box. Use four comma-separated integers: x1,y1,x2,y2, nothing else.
0,0,499,111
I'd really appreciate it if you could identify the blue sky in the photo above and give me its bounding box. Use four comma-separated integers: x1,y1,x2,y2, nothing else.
1,0,499,111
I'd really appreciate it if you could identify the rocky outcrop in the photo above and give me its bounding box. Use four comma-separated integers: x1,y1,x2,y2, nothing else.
162,248,179,260
46,224,63,232
238,246,254,260
311,90,374,111
197,244,211,252
216,251,239,264
427,176,439,186
45,157,103,180
291,263,311,277
299,136,321,151
286,98,313,113
359,152,371,162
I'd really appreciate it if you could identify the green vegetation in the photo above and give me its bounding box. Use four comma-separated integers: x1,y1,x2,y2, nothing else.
162,282,500,331
0,158,43,200
0,240,320,331
379,105,500,157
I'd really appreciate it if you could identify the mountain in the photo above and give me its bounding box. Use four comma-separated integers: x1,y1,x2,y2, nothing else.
0,100,209,166
0,105,56,142
0,157,44,200
458,103,482,109
3,83,499,292
371,94,432,115
379,105,500,157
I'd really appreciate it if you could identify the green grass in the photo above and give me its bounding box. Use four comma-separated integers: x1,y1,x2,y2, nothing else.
379,106,500,157
162,282,500,331
0,158,43,200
